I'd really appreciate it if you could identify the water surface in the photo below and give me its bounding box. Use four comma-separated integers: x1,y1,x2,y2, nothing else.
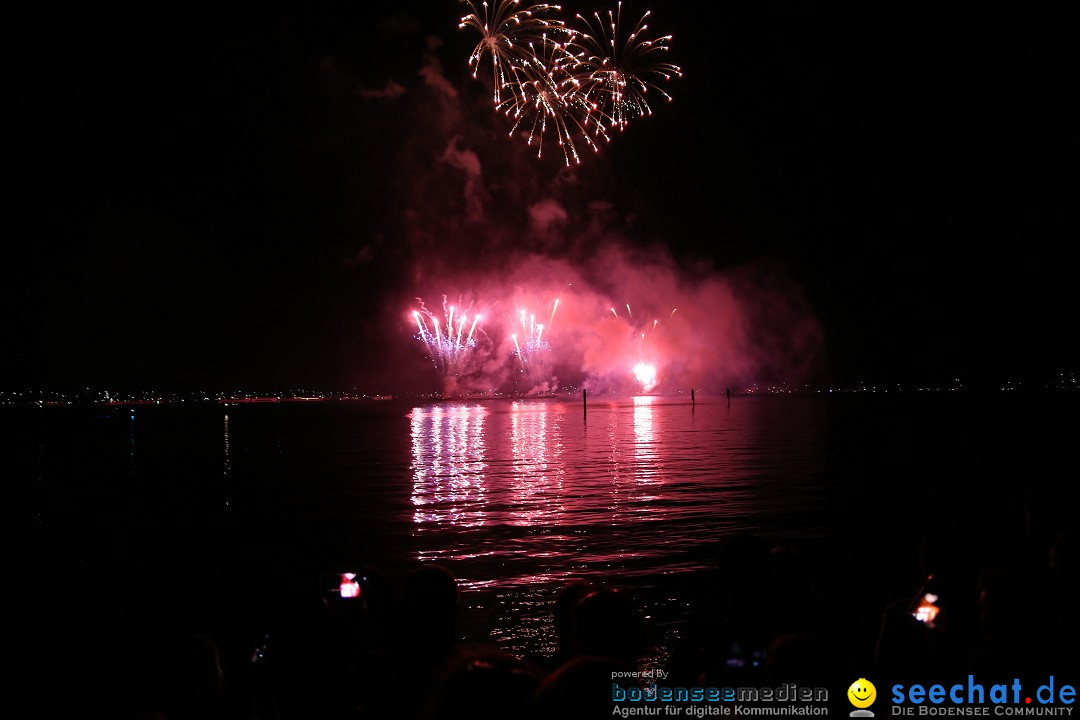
7,392,1077,681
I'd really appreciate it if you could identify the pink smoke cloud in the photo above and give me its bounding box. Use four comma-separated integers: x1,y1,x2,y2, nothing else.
359,33,824,396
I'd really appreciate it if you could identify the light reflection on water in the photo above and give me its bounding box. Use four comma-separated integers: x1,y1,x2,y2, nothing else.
410,403,488,528
510,400,566,527
18,394,1078,680
406,396,827,664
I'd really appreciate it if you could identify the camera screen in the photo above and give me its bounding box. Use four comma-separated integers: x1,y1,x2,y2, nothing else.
912,592,940,624
338,572,362,598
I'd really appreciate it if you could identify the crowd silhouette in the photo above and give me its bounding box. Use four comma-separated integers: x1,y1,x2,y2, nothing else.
112,486,1080,720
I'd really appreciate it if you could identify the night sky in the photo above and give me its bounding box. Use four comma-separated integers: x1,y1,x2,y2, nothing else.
5,0,1078,393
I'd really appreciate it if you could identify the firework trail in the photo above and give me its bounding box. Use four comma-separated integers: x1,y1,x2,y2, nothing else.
458,0,568,104
514,312,545,355
563,2,682,132
409,295,567,395
506,297,561,393
411,295,488,377
508,301,556,362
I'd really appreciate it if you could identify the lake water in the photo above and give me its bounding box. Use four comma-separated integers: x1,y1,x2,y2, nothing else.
6,392,1078,695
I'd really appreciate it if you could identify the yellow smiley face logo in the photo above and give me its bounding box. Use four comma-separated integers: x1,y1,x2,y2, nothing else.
848,679,877,708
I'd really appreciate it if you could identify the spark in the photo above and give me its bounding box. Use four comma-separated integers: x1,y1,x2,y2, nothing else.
459,0,568,104
564,2,683,132
460,1,679,162
496,33,610,165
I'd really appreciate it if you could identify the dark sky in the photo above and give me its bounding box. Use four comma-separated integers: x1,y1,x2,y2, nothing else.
4,0,1078,392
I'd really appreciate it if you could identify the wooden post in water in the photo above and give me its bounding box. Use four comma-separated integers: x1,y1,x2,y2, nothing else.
691,388,695,408
582,389,587,419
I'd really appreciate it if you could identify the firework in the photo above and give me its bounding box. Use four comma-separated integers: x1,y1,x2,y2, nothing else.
497,34,611,165
460,1,681,161
505,297,562,393
459,0,567,104
633,317,659,392
509,300,557,361
563,2,682,132
412,296,488,375
633,362,658,391
608,300,666,392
